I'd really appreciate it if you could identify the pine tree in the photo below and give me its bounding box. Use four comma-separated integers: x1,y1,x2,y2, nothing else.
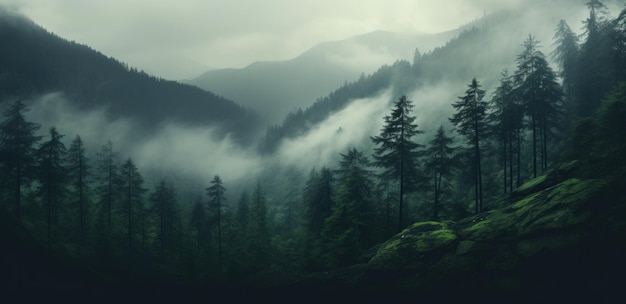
150,179,178,260
513,35,563,177
0,99,41,221
371,95,423,232
250,182,270,269
489,69,525,192
321,147,375,267
233,190,253,271
301,167,334,270
36,127,67,245
67,135,90,246
302,167,334,243
236,190,250,229
613,5,626,81
206,175,226,272
423,126,459,220
450,78,488,214
120,158,145,258
577,0,612,117
95,140,120,237
551,19,580,109
189,196,207,258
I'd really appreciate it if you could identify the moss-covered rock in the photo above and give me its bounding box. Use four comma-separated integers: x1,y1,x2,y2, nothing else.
355,176,618,297
368,221,458,270
457,178,605,242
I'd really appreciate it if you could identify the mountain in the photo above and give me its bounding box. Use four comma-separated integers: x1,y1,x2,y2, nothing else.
255,4,588,156
0,7,261,145
185,29,459,125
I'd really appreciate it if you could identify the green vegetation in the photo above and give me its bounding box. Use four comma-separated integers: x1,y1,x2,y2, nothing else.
1,1,626,300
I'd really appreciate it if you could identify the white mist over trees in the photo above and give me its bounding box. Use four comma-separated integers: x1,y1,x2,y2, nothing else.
2,0,626,296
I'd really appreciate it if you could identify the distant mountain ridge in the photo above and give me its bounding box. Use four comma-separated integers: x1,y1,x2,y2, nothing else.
0,7,261,144
255,6,582,155
185,29,459,125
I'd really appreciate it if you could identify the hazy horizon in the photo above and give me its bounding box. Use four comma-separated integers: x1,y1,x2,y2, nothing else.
0,0,583,80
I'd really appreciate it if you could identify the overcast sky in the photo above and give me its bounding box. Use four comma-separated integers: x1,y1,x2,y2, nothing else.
0,0,614,80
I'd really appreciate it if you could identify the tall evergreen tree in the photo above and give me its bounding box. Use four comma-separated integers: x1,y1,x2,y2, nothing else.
189,196,207,259
577,0,612,117
321,147,375,267
371,95,423,232
120,158,145,258
236,190,250,229
513,35,563,177
302,167,334,243
613,5,626,82
232,190,253,271
374,175,398,238
150,179,178,259
95,140,120,237
450,78,488,214
551,19,580,109
206,175,226,272
67,135,89,246
489,69,525,192
0,99,41,221
423,126,459,220
250,182,270,269
301,167,334,270
36,127,67,245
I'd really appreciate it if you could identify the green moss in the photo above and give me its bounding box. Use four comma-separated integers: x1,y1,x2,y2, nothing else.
370,178,607,272
368,221,459,269
516,174,547,193
459,210,520,242
460,178,604,242
414,229,457,252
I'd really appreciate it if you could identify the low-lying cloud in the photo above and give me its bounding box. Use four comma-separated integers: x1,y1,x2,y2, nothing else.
17,91,399,202
275,89,392,171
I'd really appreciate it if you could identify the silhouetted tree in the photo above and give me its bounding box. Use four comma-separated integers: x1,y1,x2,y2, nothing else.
301,167,334,269
577,0,612,117
489,69,524,192
371,95,423,231
36,127,67,245
206,175,225,272
551,19,580,110
250,182,270,269
67,135,89,246
513,35,563,177
302,167,334,242
95,140,120,237
150,179,178,260
189,196,207,259
120,158,145,258
0,99,41,221
423,126,459,220
321,147,375,267
450,78,487,214
232,190,253,272
613,5,626,82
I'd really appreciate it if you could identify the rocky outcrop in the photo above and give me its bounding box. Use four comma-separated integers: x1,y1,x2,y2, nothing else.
356,175,624,299
280,168,625,301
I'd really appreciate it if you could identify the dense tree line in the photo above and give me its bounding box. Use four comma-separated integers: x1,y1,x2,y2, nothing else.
2,0,625,282
0,9,261,145
0,100,262,277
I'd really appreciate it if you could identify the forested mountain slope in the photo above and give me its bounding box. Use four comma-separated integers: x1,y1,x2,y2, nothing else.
0,8,261,144
257,5,589,154
186,29,458,125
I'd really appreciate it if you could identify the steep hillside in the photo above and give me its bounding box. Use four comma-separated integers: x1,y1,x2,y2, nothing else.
185,30,458,124
256,12,514,153
0,8,261,144
256,3,597,155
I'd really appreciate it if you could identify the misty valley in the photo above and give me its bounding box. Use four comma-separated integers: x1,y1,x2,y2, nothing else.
1,1,626,301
